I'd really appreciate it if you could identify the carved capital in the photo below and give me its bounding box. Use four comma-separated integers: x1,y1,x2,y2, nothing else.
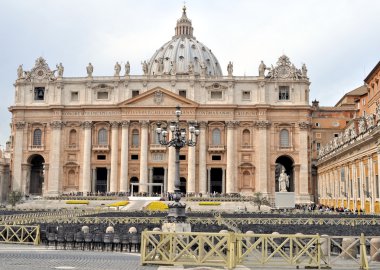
15,121,26,130
81,121,92,129
298,121,311,130
121,120,130,128
226,120,240,129
198,121,208,129
50,121,65,129
110,121,120,129
255,120,271,129
140,120,149,128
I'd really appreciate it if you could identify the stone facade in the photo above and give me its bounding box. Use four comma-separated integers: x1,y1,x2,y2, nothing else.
8,7,313,203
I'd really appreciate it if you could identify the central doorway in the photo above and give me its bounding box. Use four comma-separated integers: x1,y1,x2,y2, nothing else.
96,168,107,193
152,167,164,194
210,168,223,194
29,155,45,195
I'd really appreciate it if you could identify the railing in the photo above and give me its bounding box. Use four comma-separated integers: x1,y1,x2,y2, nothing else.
92,144,109,151
0,224,40,245
208,145,225,152
28,145,44,151
149,144,167,152
141,231,379,269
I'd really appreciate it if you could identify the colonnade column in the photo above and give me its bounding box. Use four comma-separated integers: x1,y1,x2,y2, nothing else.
110,121,119,192
149,167,153,194
82,121,92,194
48,121,64,195
139,121,149,193
13,121,26,192
298,121,311,199
255,120,271,194
198,121,207,194
360,160,365,210
226,121,239,193
92,168,96,193
187,121,196,194
368,156,375,213
167,121,175,193
120,121,130,192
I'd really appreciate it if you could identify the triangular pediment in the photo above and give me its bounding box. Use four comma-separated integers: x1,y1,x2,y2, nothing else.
118,87,199,108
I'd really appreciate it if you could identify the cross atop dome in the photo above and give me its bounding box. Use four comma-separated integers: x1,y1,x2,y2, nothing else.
175,5,194,38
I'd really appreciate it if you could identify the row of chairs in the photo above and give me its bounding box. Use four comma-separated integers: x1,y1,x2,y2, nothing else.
42,231,141,252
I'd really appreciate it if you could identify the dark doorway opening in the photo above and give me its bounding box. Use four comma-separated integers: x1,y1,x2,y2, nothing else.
29,155,44,195
210,168,223,194
275,156,294,192
130,177,139,194
180,177,186,194
153,167,164,194
96,168,107,193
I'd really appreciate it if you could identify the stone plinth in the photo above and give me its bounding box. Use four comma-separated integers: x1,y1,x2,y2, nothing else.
162,222,191,233
275,192,295,208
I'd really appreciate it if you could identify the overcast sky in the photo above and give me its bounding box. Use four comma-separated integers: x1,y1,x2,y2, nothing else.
0,0,379,146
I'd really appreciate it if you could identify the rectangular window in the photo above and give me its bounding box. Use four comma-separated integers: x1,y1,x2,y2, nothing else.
97,91,108,99
34,87,45,100
210,91,223,100
179,90,187,98
71,91,79,101
97,155,106,160
334,133,339,137
316,142,321,150
131,154,139,160
212,155,221,161
132,90,140,97
279,86,289,100
242,90,251,101
179,155,186,160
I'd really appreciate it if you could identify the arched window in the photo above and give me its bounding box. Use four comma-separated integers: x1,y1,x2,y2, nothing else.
98,128,108,145
242,129,250,146
33,129,42,145
68,169,76,186
280,129,289,147
69,129,77,145
212,128,221,145
132,129,139,146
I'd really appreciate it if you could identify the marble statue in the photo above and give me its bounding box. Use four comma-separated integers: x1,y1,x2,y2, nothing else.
142,61,148,75
200,62,207,76
114,62,121,76
17,65,23,79
227,61,233,76
259,61,266,77
367,114,375,128
86,63,94,77
188,62,194,74
56,63,64,77
302,64,308,78
170,61,176,75
125,61,130,76
278,168,289,192
358,118,366,134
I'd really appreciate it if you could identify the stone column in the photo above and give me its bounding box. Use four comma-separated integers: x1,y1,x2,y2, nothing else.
360,160,365,210
368,156,374,213
21,164,31,196
226,121,238,193
167,123,175,193
48,121,64,195
198,121,207,194
110,121,119,193
164,167,168,194
13,121,26,192
139,121,149,193
120,121,130,193
187,121,196,194
149,167,153,194
208,168,211,193
106,168,110,192
222,168,226,194
377,145,380,204
298,121,311,198
81,121,92,195
255,120,271,194
92,168,96,193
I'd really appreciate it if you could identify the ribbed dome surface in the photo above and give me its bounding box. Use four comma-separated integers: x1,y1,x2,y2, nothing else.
147,6,223,77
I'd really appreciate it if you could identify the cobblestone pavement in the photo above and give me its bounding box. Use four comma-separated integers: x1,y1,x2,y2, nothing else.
0,244,158,270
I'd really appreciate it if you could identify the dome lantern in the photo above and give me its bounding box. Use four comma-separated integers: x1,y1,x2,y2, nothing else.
175,5,194,38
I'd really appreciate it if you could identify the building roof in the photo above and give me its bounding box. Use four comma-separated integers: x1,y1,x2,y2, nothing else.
334,85,367,107
364,60,380,83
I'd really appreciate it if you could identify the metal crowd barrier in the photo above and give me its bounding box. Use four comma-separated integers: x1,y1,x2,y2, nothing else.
141,231,380,269
0,224,40,245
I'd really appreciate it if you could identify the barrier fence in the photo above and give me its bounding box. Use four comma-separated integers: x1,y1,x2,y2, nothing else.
0,224,40,245
141,231,380,269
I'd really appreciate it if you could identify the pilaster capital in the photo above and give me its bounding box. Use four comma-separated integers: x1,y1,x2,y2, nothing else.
110,121,120,129
15,121,26,130
140,120,149,128
226,120,240,129
198,121,208,129
298,121,311,129
50,120,65,129
81,121,93,129
255,120,271,129
121,120,130,128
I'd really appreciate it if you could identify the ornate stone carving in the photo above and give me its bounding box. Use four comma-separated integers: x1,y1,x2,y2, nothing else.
25,57,56,82
227,61,233,76
154,90,163,105
15,121,26,130
86,63,93,77
265,55,305,80
358,117,366,134
50,121,65,129
111,121,120,129
114,62,121,76
226,120,240,128
121,121,130,128
366,114,375,128
198,121,208,129
81,121,92,129
298,121,311,129
56,63,64,77
140,120,149,128
350,128,357,140
255,120,271,129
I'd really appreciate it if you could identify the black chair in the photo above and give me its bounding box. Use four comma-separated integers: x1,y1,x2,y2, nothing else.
74,232,85,250
47,232,56,249
65,233,75,250
121,234,130,252
103,233,114,251
56,233,66,250
112,233,121,252
130,234,141,252
84,233,93,250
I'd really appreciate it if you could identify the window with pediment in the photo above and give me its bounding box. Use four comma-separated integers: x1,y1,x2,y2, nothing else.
280,129,289,147
69,129,77,145
98,128,108,145
242,129,250,146
33,129,42,145
212,128,221,145
132,129,139,146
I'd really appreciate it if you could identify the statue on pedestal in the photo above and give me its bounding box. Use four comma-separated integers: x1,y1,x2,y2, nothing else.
114,62,121,76
17,65,23,79
278,168,289,192
227,61,233,76
86,63,93,77
125,61,130,76
258,61,266,77
142,61,148,75
56,63,64,77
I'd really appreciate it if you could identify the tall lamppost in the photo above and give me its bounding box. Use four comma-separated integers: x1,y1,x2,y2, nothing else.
156,105,199,223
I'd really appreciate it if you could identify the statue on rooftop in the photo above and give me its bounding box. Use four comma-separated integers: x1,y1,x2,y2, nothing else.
86,63,93,77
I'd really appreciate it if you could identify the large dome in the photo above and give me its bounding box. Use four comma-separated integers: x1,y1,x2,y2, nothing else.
147,6,223,77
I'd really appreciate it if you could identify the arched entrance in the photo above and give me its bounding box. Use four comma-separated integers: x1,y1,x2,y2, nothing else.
29,155,45,195
130,177,139,194
275,155,294,192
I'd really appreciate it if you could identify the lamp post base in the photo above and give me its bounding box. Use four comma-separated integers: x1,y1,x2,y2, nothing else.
162,222,191,233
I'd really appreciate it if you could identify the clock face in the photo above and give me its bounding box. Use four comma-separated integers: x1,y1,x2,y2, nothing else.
36,69,45,79
277,66,290,78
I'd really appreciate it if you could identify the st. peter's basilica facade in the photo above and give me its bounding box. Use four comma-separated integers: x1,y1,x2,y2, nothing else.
9,7,313,203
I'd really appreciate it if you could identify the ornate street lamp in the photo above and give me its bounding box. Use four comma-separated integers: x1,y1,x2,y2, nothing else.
156,105,199,223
